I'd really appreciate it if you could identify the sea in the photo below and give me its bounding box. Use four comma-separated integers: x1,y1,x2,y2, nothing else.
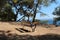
48,19,60,25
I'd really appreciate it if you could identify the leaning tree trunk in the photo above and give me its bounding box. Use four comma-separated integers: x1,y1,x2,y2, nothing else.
28,16,29,21
15,11,18,21
32,3,38,22
14,6,19,21
27,14,30,21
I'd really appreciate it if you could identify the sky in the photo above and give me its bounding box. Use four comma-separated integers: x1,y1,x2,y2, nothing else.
12,0,60,24
36,0,60,20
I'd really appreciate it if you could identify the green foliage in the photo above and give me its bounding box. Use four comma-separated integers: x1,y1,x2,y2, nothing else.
13,0,18,3
0,0,7,12
53,6,60,25
0,4,16,21
0,0,7,7
53,6,60,16
0,0,56,22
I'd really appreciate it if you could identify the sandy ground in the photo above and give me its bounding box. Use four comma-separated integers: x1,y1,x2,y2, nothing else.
0,22,60,36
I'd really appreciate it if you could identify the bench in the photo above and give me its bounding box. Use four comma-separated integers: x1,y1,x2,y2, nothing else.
21,21,39,32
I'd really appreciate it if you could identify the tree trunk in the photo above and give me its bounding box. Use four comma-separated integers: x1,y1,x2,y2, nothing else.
15,11,18,21
32,3,38,22
28,15,29,21
15,6,18,21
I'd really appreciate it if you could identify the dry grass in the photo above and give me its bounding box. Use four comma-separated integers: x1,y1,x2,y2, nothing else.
0,22,60,36
0,22,60,40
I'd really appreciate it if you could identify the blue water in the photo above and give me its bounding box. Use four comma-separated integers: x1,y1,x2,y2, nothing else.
30,19,60,25
48,20,53,24
48,20,60,25
38,19,60,25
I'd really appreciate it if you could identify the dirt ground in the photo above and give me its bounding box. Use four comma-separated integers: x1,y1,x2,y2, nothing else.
0,22,60,36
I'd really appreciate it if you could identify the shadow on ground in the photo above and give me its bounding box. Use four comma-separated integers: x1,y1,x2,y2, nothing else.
15,28,31,33
0,30,60,40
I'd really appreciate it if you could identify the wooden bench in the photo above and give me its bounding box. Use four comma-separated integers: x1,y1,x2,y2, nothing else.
21,21,39,32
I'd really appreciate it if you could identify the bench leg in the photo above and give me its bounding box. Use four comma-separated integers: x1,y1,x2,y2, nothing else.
32,24,36,32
